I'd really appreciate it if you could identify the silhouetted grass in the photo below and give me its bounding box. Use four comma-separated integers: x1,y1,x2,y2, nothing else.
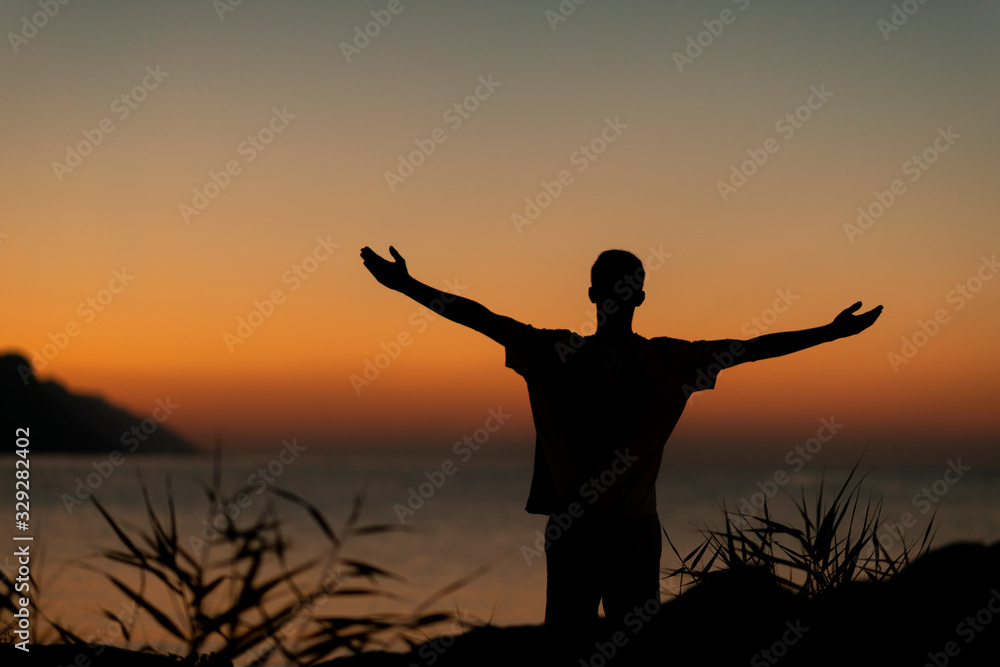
662,462,936,598
40,452,459,665
0,575,16,645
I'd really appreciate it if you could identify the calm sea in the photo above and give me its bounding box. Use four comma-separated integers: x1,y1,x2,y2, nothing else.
3,451,998,659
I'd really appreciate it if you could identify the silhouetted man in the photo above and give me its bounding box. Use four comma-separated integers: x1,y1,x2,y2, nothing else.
360,245,881,637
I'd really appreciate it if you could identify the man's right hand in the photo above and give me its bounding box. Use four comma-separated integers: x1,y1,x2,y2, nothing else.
361,246,411,291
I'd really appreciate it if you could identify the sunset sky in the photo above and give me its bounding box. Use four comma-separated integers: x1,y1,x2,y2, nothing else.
3,0,998,464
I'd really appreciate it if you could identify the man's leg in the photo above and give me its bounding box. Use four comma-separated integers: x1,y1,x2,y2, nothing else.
600,514,662,629
544,515,602,638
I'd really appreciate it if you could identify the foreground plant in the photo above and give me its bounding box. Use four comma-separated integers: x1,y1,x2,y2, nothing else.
50,452,455,665
663,462,936,598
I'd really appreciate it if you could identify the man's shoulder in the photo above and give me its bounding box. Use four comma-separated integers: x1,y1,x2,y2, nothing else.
645,334,696,349
499,316,576,341
647,334,737,348
642,335,743,366
499,317,579,370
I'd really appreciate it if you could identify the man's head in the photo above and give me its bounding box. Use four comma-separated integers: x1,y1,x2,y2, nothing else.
589,249,645,309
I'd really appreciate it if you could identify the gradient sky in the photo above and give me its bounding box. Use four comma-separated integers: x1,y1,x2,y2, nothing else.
2,0,998,464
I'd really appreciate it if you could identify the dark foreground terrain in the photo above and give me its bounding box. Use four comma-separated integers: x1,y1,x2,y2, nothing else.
3,540,998,667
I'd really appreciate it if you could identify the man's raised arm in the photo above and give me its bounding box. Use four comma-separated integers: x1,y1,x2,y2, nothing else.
360,246,509,345
736,301,883,364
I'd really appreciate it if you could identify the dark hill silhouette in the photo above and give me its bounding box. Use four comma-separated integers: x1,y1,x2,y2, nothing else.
313,540,1000,667
0,351,196,454
1,540,997,665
